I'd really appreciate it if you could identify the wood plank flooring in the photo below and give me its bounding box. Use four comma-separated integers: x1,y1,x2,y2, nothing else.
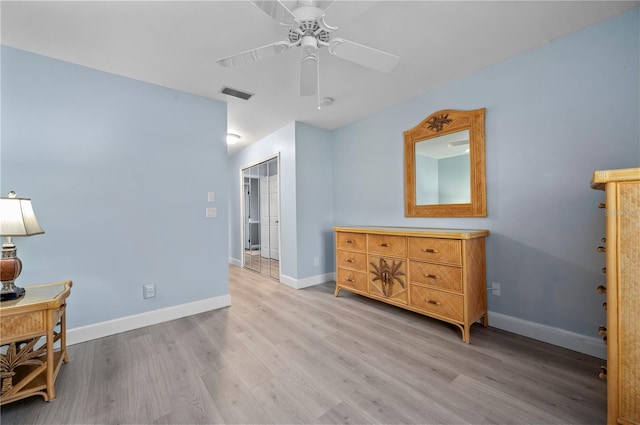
1,265,606,424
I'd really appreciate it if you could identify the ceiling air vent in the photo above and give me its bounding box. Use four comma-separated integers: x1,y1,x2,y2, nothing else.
221,86,254,100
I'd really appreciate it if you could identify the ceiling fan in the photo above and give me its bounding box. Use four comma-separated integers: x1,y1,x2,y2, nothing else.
217,0,400,102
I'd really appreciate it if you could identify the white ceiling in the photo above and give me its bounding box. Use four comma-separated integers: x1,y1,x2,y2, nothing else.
1,1,637,155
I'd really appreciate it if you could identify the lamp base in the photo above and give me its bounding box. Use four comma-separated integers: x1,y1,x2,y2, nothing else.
1,243,25,301
1,286,25,301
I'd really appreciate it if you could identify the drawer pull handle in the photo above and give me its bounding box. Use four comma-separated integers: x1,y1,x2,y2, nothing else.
601,237,606,243
603,302,607,310
425,274,441,279
422,248,438,253
427,299,441,306
597,246,606,253
598,203,606,209
597,285,606,294
380,243,390,247
598,326,607,336
346,278,355,283
346,259,355,263
345,239,355,244
602,336,607,344
602,267,606,274
599,366,607,380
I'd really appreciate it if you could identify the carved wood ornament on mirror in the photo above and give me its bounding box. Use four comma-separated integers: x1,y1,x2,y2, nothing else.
404,108,486,217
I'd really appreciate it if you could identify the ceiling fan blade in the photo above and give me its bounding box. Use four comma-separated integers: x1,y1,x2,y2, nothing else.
300,54,318,96
217,41,292,68
328,37,399,73
314,1,336,11
250,0,297,25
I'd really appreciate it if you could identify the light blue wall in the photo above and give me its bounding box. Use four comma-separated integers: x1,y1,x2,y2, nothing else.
227,122,298,278
332,9,639,338
1,46,229,329
294,122,334,279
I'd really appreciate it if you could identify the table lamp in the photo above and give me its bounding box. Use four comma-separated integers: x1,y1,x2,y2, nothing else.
0,191,44,301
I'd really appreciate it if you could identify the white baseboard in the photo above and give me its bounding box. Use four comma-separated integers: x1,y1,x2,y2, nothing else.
67,294,231,346
488,311,606,359
229,256,241,267
280,272,336,289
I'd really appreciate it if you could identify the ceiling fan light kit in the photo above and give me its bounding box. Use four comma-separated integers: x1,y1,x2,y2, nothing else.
217,0,399,106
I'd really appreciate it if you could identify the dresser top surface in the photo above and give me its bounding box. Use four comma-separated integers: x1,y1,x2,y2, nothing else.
591,167,640,190
333,226,489,239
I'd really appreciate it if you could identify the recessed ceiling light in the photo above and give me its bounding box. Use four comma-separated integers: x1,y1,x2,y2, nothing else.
226,134,241,145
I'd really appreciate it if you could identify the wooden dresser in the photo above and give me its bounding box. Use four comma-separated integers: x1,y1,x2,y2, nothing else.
591,168,640,425
333,226,489,343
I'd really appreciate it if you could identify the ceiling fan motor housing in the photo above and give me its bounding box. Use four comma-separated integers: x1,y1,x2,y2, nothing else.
288,19,330,45
301,35,318,54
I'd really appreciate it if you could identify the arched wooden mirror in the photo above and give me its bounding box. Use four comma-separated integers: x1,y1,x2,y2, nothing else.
404,108,486,217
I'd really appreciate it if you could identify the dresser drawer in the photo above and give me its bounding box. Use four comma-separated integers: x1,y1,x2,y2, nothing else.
368,256,408,304
337,232,366,251
337,268,368,293
410,285,463,322
409,261,463,293
368,234,406,257
408,237,462,265
336,250,367,272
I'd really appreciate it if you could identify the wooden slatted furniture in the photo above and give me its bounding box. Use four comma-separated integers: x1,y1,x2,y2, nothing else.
591,168,640,425
0,281,72,405
334,226,489,343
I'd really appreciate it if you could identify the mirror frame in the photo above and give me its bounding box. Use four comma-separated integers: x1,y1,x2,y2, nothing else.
404,108,486,217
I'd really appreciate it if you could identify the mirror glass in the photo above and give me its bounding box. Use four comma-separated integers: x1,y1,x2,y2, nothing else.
404,108,486,217
242,157,280,280
415,129,470,205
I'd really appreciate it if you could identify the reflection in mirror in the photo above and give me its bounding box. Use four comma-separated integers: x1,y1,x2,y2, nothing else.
404,108,486,217
415,129,470,205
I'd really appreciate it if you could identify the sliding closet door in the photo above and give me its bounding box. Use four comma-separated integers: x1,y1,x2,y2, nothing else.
242,165,261,273
267,158,279,279
242,156,280,280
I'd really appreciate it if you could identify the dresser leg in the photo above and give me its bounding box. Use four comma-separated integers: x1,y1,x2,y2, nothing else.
462,326,471,344
482,314,489,327
334,286,341,297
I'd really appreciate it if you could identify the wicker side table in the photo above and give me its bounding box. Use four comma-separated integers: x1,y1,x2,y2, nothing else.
0,281,72,405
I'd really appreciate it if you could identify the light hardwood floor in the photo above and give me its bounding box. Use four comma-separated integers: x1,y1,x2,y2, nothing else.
1,265,606,424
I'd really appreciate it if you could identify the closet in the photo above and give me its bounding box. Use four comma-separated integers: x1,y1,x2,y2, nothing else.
242,157,280,280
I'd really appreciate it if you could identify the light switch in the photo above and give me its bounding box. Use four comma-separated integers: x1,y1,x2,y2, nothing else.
206,207,217,218
208,192,215,202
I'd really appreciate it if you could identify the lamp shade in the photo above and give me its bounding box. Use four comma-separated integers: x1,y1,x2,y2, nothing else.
0,197,45,236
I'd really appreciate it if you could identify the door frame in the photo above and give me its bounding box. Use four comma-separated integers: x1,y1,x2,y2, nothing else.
239,153,281,280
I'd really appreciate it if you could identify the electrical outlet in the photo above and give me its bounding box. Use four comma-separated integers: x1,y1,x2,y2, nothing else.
492,282,501,296
314,257,319,266
206,207,217,217
143,283,156,299
208,192,215,202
